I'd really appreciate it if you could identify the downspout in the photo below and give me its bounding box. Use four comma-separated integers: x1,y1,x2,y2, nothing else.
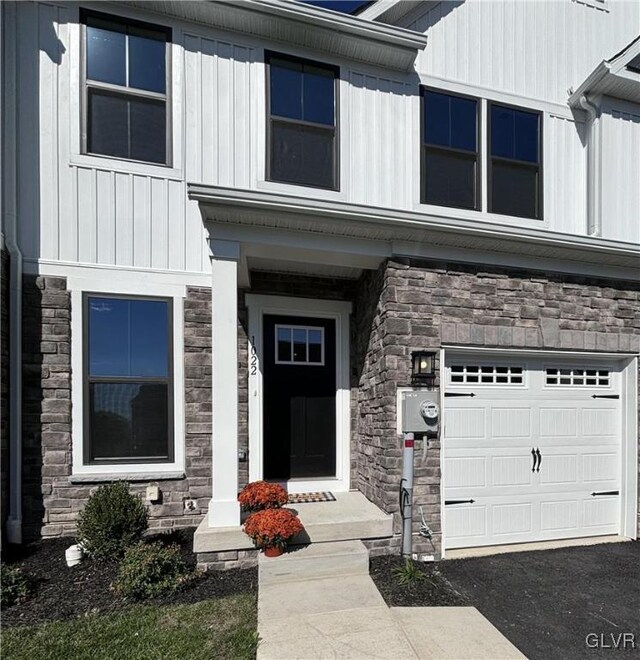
579,94,601,237
2,2,23,544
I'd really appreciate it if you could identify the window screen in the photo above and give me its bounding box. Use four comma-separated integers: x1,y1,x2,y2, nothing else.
489,103,541,219
422,89,479,210
83,12,170,165
85,296,172,462
267,53,338,189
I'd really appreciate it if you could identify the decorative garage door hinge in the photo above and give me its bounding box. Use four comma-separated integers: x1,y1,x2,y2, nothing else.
591,490,619,496
591,394,619,399
444,392,476,397
445,499,475,505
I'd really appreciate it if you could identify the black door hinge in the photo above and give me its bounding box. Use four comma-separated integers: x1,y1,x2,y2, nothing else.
444,392,476,398
591,490,619,496
591,394,619,399
445,499,475,505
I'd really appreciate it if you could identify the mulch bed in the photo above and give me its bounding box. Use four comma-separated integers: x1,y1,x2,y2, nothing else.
2,529,258,628
369,555,468,607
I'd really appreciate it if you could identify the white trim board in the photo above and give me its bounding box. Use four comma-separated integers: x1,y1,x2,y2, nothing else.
245,294,352,493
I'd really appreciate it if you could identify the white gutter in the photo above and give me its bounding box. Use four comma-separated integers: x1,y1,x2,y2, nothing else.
579,94,601,238
2,2,23,544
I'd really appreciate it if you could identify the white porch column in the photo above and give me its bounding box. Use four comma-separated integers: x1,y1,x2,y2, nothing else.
209,239,241,528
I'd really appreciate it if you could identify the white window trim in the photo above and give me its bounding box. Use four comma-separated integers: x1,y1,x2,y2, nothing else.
70,276,186,478
246,294,352,493
274,323,325,366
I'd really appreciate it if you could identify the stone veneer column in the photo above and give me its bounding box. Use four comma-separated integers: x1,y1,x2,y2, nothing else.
208,240,241,528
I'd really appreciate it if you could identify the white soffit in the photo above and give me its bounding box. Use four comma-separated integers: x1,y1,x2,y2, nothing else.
189,184,640,281
569,36,640,106
120,0,428,71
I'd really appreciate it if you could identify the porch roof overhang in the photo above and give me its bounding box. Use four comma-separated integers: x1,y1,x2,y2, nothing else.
568,36,640,107
120,0,428,71
188,185,640,283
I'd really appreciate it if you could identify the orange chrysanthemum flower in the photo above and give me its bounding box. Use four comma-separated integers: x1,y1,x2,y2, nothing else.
238,481,288,512
243,508,303,551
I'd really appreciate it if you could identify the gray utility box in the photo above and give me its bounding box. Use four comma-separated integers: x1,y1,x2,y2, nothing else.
401,390,440,436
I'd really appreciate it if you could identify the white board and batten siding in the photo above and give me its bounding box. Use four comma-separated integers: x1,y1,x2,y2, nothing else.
600,101,640,244
443,354,629,550
404,0,640,106
9,1,640,279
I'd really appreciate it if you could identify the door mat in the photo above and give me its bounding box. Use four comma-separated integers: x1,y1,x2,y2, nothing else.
287,492,336,504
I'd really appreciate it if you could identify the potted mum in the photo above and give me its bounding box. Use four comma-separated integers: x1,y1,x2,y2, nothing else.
243,508,303,557
238,481,288,512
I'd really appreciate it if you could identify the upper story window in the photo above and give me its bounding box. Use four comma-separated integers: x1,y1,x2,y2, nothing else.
82,11,171,165
85,295,173,464
421,89,479,210
489,103,542,219
267,52,339,190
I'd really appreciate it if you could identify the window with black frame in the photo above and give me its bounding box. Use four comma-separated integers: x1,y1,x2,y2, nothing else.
489,103,542,219
85,295,173,463
267,53,338,189
422,89,479,210
83,12,170,165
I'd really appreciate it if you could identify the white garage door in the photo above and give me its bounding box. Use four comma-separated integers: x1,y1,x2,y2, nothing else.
443,354,622,550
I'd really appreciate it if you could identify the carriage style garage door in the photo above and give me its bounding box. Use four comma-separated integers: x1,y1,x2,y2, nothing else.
443,353,623,550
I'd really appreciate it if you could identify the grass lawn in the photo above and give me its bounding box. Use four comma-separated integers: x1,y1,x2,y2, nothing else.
2,593,258,660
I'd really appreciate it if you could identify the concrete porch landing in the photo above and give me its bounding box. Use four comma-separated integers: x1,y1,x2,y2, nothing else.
194,491,393,554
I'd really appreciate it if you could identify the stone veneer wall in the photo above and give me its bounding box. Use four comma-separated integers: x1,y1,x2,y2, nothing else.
1,249,10,537
354,258,640,557
22,278,212,539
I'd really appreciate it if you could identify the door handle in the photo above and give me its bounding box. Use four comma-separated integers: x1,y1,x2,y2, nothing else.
531,448,536,472
535,448,541,472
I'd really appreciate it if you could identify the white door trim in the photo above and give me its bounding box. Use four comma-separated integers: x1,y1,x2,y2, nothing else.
440,347,638,557
245,293,352,493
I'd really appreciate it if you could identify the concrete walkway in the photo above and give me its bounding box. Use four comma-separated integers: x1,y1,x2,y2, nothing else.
257,541,525,660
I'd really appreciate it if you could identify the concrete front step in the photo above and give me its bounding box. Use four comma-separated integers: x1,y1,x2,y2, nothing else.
194,491,393,554
259,540,369,585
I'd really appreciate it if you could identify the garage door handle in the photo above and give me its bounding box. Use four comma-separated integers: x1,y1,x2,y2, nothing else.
535,448,542,472
531,448,536,472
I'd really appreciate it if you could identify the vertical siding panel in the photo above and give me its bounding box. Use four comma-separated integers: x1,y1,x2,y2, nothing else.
77,167,96,263
201,38,216,184
233,45,250,187
39,3,59,261
96,169,115,265
115,173,133,267
217,42,233,187
17,3,39,259
132,175,150,268
184,35,201,182
167,181,186,272
57,6,71,263
151,178,169,270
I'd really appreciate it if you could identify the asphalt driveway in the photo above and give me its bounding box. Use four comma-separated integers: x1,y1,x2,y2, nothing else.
439,541,640,660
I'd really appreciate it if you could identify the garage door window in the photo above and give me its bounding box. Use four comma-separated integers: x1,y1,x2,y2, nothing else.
450,364,524,385
545,367,610,387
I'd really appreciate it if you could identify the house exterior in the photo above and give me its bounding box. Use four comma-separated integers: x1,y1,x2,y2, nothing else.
1,0,639,567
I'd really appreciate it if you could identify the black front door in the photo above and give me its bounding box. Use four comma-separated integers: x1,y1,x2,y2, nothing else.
263,314,336,480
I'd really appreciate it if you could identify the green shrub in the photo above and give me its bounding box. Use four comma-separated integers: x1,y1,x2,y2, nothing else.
76,482,148,559
392,558,427,586
1,564,30,607
113,542,196,601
